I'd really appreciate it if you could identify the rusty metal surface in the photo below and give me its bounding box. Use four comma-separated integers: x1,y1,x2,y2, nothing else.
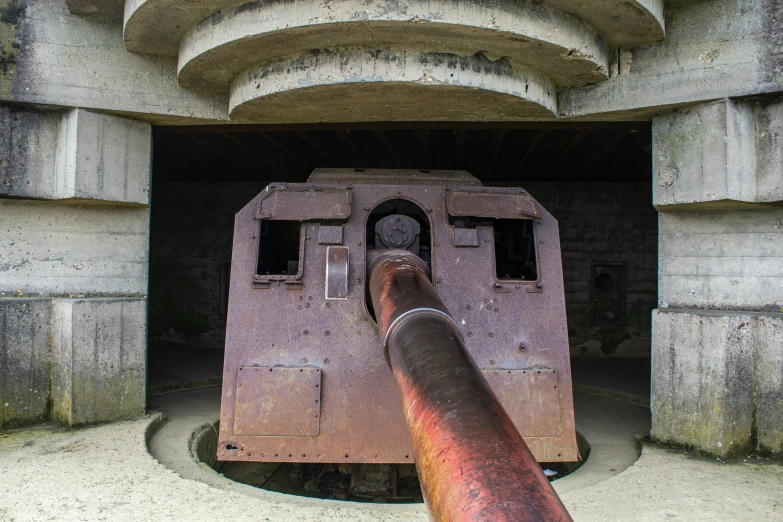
234,366,321,437
369,250,573,521
453,227,479,247
317,225,344,245
256,183,352,220
325,246,349,300
307,168,482,187
483,368,562,437
218,168,576,464
446,188,540,219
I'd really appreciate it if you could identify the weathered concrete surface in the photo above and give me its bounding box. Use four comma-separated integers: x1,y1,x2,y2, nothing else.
230,49,557,122
0,0,775,123
652,309,783,457
0,0,227,124
177,0,608,93
51,298,146,426
561,442,783,521
1,106,152,204
559,0,783,119
658,209,783,312
756,97,783,203
0,105,60,198
0,200,150,296
65,0,124,20
148,387,650,498
545,0,664,47
55,109,151,205
0,298,51,429
756,315,783,455
124,0,242,56
654,98,783,210
1,396,781,521
127,0,662,60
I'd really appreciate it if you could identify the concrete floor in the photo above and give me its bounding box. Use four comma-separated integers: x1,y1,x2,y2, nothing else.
2,383,781,521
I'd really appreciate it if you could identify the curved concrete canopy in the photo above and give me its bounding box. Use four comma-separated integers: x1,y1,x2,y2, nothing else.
123,0,241,56
229,48,557,123
124,0,665,58
178,0,608,93
546,0,664,47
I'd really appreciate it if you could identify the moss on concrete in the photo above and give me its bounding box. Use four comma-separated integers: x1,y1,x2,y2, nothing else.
0,0,23,94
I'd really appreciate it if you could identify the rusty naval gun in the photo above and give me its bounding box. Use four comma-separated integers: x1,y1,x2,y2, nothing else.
218,168,576,520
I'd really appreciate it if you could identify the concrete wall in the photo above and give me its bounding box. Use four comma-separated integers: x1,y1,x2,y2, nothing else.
0,0,778,122
0,0,225,124
651,97,783,458
148,182,266,348
526,182,658,357
654,99,783,210
0,104,151,429
0,298,51,427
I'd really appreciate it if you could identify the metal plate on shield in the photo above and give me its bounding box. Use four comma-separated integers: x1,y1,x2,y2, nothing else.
483,368,562,437
325,246,349,299
234,367,322,437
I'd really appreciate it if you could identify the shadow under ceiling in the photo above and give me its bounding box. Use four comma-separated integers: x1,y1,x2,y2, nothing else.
153,122,651,184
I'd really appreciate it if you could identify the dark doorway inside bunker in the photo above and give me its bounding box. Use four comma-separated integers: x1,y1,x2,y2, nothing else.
146,122,655,413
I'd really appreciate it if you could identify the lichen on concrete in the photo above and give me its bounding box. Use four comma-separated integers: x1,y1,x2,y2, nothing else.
0,0,24,95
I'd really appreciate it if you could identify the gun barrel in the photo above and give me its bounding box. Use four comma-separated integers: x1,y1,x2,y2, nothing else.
368,250,573,522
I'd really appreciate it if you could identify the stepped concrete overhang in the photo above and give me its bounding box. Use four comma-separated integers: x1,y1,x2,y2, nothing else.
177,0,609,93
229,49,557,122
123,0,665,57
67,0,667,121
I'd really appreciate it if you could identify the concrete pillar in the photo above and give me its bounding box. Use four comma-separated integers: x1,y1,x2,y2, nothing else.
0,299,52,427
651,98,783,458
1,107,151,204
51,299,146,426
0,105,151,428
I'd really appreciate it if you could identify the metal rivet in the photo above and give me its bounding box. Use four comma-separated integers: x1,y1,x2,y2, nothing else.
303,330,309,335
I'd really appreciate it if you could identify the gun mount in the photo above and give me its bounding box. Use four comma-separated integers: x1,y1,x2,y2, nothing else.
218,168,576,471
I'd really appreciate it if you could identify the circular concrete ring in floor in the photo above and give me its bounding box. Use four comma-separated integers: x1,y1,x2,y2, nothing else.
146,387,651,512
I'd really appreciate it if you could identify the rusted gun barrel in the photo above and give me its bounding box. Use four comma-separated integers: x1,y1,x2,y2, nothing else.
368,250,572,522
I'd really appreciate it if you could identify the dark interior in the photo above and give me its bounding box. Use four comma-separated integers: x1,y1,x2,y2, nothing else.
147,122,655,406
